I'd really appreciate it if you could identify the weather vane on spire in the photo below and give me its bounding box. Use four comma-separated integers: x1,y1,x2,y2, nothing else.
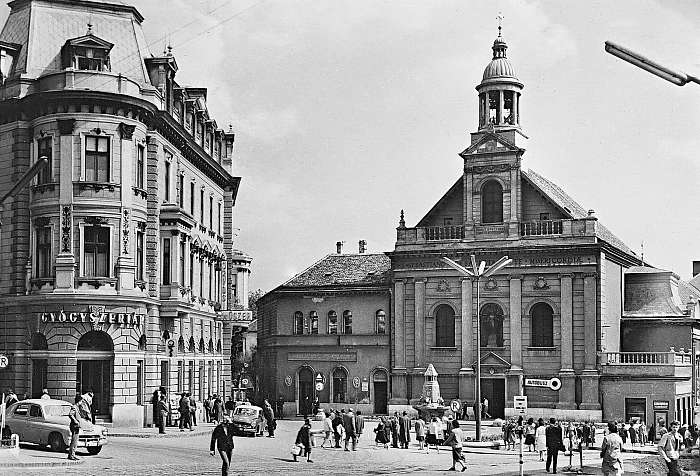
497,12,504,37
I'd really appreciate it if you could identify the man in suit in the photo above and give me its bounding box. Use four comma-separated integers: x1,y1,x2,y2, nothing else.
355,410,365,442
343,408,357,451
399,411,412,449
545,417,564,474
210,416,235,476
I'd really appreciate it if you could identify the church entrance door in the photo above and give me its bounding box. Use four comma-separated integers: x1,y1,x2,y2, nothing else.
480,378,505,419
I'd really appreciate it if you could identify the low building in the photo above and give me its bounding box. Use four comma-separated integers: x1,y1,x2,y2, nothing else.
258,248,391,416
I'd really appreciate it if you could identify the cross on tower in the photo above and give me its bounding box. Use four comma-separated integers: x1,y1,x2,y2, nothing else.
496,12,504,37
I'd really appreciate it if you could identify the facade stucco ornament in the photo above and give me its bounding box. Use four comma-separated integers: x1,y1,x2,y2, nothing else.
534,276,549,290
484,277,498,290
436,279,450,293
60,205,72,252
122,208,130,254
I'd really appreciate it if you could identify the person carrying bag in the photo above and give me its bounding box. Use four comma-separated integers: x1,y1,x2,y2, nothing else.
600,421,624,476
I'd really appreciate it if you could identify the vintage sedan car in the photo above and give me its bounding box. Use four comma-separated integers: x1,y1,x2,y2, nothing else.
230,405,265,436
4,399,108,454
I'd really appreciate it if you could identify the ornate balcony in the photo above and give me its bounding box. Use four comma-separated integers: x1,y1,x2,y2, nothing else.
599,351,692,378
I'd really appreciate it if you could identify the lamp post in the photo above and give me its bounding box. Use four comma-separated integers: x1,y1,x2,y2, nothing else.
442,254,512,441
604,41,700,87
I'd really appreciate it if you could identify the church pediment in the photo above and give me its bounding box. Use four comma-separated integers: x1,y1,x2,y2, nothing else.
472,351,511,369
460,130,522,157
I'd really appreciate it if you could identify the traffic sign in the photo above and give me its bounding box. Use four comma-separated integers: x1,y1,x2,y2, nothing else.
315,382,324,391
0,354,8,368
524,377,561,391
450,399,462,413
352,377,360,388
241,378,250,387
548,378,562,391
514,395,527,414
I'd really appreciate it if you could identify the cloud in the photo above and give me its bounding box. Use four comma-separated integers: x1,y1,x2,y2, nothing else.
232,106,301,143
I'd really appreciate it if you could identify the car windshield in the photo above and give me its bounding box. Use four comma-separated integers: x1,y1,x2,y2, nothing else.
44,405,72,417
235,408,257,417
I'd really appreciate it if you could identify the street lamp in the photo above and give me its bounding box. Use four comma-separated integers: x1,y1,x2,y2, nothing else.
442,254,512,441
604,40,700,87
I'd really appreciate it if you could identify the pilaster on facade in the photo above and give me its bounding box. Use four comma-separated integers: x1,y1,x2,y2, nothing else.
393,280,406,370
508,274,522,369
460,277,473,371
414,278,426,370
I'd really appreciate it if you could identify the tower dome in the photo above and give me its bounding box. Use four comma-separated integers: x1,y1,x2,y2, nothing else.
476,25,523,131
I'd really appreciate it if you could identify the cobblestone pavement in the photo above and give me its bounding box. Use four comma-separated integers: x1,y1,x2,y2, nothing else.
13,420,652,476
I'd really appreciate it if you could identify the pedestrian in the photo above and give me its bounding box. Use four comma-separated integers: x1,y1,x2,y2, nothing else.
332,410,344,448
179,392,192,431
658,420,683,476
312,396,320,415
427,417,442,454
190,394,198,427
524,417,536,451
415,416,427,452
263,399,276,438
482,397,489,419
630,420,638,446
600,421,623,476
374,417,389,449
213,395,224,423
443,419,467,472
40,389,50,400
390,413,399,448
503,418,515,451
343,408,357,451
398,411,411,449
204,395,212,423
582,421,591,450
535,419,547,461
545,417,564,474
293,418,313,463
225,395,235,417
619,422,628,445
77,391,93,422
639,421,647,446
151,388,162,429
355,410,365,442
210,416,235,476
4,389,18,407
67,394,81,461
320,411,333,448
277,395,285,419
157,394,168,434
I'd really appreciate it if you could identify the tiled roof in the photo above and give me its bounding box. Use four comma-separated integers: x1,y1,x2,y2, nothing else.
522,169,636,257
626,266,671,274
280,253,391,289
678,280,700,306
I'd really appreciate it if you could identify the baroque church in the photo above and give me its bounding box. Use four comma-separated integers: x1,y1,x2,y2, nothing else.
258,27,699,426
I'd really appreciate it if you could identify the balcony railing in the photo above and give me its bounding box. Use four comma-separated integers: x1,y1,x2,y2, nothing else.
600,351,692,365
424,225,465,241
520,220,563,236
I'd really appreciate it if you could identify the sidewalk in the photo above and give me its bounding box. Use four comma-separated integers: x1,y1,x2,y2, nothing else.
0,446,84,468
109,422,216,438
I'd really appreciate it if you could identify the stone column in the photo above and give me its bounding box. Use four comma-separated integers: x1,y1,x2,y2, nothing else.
498,90,504,124
509,275,522,370
558,273,576,409
414,279,426,371
581,272,600,410
459,277,474,401
390,280,408,405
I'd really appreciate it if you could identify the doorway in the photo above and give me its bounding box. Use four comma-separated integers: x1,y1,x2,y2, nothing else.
76,360,112,417
373,370,388,414
480,378,505,419
298,368,313,416
31,359,48,399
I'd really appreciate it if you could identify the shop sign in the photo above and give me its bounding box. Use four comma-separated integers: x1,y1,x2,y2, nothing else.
39,307,144,327
653,400,669,411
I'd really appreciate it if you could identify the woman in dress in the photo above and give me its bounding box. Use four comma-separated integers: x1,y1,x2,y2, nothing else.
293,418,313,463
535,419,547,461
427,417,442,453
374,418,389,449
524,417,536,452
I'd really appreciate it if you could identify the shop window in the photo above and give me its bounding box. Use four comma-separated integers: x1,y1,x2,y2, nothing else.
481,180,503,224
37,136,52,184
83,226,109,277
435,304,455,347
36,225,52,278
293,311,304,335
376,310,386,334
332,368,348,403
136,144,145,189
328,311,338,334
480,303,504,347
309,311,318,334
530,302,554,347
84,136,110,182
342,310,352,334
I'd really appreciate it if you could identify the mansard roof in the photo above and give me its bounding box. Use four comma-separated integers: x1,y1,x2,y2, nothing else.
277,253,391,290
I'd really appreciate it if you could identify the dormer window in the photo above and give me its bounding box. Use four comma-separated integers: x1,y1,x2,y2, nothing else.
0,42,20,82
61,33,113,72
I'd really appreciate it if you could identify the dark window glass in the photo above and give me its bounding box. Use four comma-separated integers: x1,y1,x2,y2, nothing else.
376,310,386,334
75,47,108,71
332,368,347,403
481,180,503,223
164,161,171,202
294,311,304,335
85,136,109,182
179,241,185,284
189,254,194,291
136,145,145,189
209,196,213,229
531,302,554,347
435,304,455,347
162,238,171,285
84,226,109,277
179,174,184,208
328,311,338,334
343,310,352,334
136,230,144,281
480,303,504,347
200,189,205,223
136,360,144,405
37,137,52,184
190,182,195,215
217,203,222,234
36,226,51,278
310,311,318,334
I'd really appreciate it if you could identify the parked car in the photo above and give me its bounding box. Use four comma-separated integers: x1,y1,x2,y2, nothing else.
4,398,108,454
230,405,265,437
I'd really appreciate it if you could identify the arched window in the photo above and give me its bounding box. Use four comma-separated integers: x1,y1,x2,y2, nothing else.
328,311,338,335
293,311,304,335
435,304,455,347
332,367,348,403
138,334,147,351
162,330,170,341
481,180,503,224
31,333,48,350
376,310,386,334
309,311,319,335
199,338,205,353
480,303,504,347
208,338,214,353
342,311,352,334
177,336,185,353
531,302,554,347
216,339,222,353
188,336,196,353
77,331,113,351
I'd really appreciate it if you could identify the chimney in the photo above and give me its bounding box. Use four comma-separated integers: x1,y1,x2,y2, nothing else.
693,261,700,277
359,240,366,254
336,241,343,254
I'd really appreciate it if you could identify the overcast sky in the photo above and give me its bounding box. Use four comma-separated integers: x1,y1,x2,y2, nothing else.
4,1,700,292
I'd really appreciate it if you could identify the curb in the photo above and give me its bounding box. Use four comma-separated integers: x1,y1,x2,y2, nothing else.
110,429,211,438
0,458,84,468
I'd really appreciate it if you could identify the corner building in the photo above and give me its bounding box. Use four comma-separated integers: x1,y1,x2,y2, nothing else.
0,0,252,427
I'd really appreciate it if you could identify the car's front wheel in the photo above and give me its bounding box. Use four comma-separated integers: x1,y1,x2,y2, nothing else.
48,432,66,452
87,446,102,455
